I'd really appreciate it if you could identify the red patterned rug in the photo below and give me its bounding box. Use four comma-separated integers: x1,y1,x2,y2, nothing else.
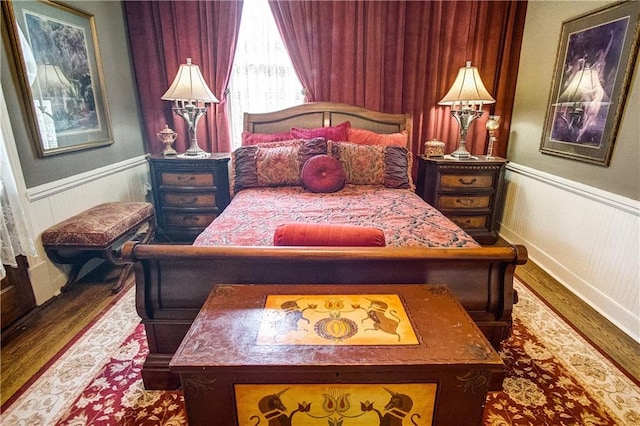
2,279,639,425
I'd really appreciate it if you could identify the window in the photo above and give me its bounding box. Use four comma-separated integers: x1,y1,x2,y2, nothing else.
227,0,304,149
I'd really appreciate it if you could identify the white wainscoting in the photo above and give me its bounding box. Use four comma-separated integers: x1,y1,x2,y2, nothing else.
24,156,151,304
500,163,640,343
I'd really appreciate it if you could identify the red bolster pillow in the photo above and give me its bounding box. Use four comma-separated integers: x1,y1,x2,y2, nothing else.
273,223,386,247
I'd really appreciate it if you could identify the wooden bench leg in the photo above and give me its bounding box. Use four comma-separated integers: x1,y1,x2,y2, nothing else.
112,264,133,294
59,256,92,293
110,221,155,294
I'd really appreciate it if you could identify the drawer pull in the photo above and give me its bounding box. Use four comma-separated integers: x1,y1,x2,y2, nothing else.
183,216,200,223
177,176,196,183
457,198,474,205
458,177,477,185
179,197,198,205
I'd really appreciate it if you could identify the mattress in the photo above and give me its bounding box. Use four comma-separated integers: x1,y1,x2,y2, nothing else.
194,185,478,248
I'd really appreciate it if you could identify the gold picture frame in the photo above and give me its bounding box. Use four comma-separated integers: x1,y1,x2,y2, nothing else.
2,0,112,157
540,1,640,166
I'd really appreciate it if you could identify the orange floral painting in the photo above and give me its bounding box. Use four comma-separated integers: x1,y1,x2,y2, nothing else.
234,383,436,426
255,294,419,345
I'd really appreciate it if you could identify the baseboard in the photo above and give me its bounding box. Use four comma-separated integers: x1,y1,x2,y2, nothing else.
499,224,639,344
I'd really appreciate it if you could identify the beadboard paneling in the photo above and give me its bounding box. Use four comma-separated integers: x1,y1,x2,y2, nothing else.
500,163,639,343
24,156,150,304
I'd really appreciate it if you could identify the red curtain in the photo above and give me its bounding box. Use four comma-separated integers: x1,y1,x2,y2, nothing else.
268,1,406,111
269,0,527,159
124,1,243,154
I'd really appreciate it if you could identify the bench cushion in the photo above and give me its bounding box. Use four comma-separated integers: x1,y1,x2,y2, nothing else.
42,202,154,248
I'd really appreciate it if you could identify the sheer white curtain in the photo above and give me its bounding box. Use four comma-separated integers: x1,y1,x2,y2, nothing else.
227,0,304,149
1,85,37,279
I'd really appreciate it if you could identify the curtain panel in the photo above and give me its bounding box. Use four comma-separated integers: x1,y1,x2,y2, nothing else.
1,86,37,279
269,0,527,159
123,1,243,154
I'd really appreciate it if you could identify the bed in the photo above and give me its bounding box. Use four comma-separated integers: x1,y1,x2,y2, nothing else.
124,102,527,389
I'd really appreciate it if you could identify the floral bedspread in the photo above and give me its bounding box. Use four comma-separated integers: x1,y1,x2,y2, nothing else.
194,185,479,248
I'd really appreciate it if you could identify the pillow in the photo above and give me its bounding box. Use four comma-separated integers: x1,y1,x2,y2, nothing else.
256,144,301,187
301,155,346,193
347,128,408,147
241,131,292,146
273,223,386,247
290,121,350,141
231,138,328,193
328,141,412,189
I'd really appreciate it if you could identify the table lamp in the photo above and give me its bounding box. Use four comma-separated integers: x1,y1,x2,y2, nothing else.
439,61,495,159
162,58,219,157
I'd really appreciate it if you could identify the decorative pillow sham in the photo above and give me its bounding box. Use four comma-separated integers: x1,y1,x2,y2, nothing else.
241,131,292,146
347,128,408,147
232,138,327,193
273,223,386,247
290,121,350,141
301,155,346,193
328,141,412,189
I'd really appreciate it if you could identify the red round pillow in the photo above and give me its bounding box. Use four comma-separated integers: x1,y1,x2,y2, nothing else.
301,155,345,193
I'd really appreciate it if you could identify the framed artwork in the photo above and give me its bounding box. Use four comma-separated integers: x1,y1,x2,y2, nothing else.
2,0,112,157
540,0,640,166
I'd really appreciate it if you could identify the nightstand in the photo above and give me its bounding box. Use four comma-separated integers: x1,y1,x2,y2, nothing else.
415,156,507,245
147,154,231,242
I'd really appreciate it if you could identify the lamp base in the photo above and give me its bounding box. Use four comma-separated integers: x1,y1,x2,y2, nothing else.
450,146,472,159
181,129,210,158
179,149,211,159
172,104,211,158
448,108,484,160
183,146,210,156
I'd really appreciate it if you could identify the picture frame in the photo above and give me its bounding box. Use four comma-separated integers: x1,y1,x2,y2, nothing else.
540,0,640,166
2,0,112,157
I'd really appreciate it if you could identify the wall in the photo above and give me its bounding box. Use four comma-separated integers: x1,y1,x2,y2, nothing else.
1,1,150,303
1,1,147,188
507,0,639,200
503,1,639,342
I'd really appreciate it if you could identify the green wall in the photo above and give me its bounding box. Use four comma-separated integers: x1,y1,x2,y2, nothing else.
1,1,146,189
508,0,639,201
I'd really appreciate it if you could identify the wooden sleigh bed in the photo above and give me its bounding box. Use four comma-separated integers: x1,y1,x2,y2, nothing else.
124,102,527,389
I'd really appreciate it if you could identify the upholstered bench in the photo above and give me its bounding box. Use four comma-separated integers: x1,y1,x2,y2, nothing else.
42,202,155,294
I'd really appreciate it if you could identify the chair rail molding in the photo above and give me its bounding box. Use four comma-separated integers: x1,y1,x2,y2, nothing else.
26,155,149,202
505,163,639,216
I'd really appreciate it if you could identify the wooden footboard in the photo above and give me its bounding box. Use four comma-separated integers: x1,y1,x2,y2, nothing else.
123,243,527,389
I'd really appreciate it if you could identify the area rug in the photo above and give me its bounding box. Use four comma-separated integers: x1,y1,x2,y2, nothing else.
2,279,639,425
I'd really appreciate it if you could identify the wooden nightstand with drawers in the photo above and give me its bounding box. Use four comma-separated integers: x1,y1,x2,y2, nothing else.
415,156,508,245
147,154,230,242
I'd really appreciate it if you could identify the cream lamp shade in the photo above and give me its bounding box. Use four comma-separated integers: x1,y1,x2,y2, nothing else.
439,62,495,106
161,58,219,103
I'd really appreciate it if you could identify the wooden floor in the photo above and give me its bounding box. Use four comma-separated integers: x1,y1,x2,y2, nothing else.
0,263,132,407
2,256,639,407
515,260,640,382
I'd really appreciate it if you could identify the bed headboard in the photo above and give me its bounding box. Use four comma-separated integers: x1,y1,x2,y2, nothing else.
243,102,412,143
